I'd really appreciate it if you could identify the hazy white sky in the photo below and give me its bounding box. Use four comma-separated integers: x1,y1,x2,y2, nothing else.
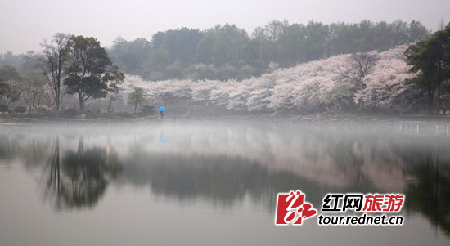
1,0,449,54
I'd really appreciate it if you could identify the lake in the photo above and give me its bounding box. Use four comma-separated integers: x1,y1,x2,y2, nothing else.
0,120,449,246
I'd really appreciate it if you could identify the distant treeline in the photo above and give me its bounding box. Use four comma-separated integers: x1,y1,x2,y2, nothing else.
108,20,429,81
0,19,430,82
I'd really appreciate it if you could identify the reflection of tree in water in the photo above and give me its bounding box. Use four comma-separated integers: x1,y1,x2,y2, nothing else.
298,128,392,190
0,134,16,161
123,152,337,211
46,136,122,210
0,132,49,167
405,148,450,237
0,133,31,163
121,126,450,217
325,139,367,187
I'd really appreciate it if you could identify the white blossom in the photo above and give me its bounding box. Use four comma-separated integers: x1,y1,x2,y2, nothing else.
117,45,414,113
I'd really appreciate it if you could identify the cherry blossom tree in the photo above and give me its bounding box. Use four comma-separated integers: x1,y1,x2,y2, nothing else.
117,45,417,114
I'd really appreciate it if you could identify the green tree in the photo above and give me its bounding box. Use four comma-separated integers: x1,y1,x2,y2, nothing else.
64,35,124,111
128,87,146,114
405,23,450,111
196,30,215,64
154,28,203,64
205,24,249,65
0,65,21,82
145,48,171,80
90,20,429,81
0,65,23,105
0,51,22,70
408,20,430,43
22,69,50,110
304,21,329,61
264,20,289,63
354,20,376,51
372,21,393,51
0,81,23,105
275,24,307,67
265,20,288,43
108,37,151,74
390,20,409,46
20,51,41,73
250,26,268,62
328,22,360,55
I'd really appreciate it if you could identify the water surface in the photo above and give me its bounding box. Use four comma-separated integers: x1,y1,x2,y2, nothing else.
0,120,449,245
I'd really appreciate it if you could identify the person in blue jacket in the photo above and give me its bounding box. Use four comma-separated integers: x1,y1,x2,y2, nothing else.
159,105,165,119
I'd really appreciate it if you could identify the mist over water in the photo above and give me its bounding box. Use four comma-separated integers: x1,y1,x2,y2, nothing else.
0,120,449,245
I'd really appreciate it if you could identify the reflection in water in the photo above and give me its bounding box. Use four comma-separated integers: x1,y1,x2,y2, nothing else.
159,130,166,143
119,152,322,209
45,135,122,210
115,123,450,237
1,122,450,243
405,146,450,236
0,131,48,166
0,134,16,161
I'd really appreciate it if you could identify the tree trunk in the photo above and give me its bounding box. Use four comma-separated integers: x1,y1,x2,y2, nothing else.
427,87,434,112
78,92,84,111
55,87,61,111
56,49,63,111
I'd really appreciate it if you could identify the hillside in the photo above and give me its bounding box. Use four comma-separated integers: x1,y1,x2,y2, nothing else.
117,45,420,114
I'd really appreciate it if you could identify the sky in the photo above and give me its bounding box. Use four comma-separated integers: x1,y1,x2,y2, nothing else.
1,0,449,54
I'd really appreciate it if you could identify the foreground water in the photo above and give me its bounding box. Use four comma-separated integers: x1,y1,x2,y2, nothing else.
0,120,449,246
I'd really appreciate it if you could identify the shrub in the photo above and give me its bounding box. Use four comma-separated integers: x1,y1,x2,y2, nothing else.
141,105,156,115
62,108,79,118
14,106,26,114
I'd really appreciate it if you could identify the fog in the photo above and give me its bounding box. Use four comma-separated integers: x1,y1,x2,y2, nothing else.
1,120,450,245
1,0,450,244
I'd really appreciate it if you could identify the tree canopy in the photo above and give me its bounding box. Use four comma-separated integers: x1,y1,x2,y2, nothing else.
1,19,431,83
107,19,430,81
64,35,124,111
405,22,450,110
0,19,436,114
128,86,146,114
0,65,22,104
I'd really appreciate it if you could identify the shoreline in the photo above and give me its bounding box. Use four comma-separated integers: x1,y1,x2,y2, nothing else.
2,113,450,125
